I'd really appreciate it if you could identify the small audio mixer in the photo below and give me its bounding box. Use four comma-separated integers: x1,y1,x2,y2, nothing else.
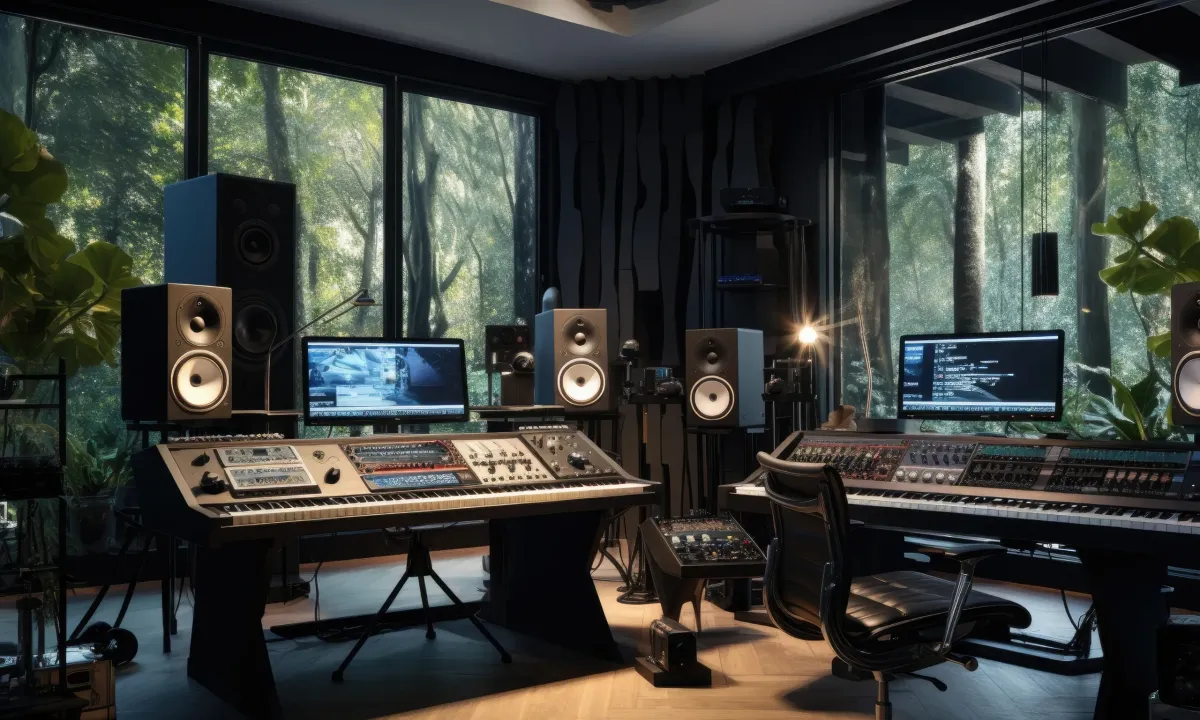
643,515,765,579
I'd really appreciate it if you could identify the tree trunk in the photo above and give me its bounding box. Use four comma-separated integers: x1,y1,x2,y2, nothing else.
0,15,25,117
953,133,986,334
861,87,892,413
257,63,314,316
405,95,442,338
511,113,536,323
1074,95,1111,397
355,180,380,334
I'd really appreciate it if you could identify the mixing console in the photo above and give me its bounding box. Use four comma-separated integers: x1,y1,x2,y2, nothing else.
958,444,1049,490
134,429,655,545
787,439,907,482
721,431,1200,556
643,515,765,580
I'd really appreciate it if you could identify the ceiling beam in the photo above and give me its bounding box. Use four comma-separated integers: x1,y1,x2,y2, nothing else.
1098,6,1200,86
972,38,1128,108
888,66,1022,118
886,97,986,144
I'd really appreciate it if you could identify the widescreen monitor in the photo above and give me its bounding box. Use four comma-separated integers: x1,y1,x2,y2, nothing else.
302,337,469,425
897,330,1065,421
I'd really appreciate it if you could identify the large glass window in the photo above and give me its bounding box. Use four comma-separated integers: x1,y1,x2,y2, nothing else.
0,15,185,467
208,57,386,430
402,94,538,407
838,18,1195,439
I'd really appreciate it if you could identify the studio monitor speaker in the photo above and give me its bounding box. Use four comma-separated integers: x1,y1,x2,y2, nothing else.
165,173,296,411
533,308,611,412
685,328,765,428
1172,282,1200,426
121,283,233,422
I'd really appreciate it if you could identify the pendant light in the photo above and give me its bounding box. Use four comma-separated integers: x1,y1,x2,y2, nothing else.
1030,30,1059,297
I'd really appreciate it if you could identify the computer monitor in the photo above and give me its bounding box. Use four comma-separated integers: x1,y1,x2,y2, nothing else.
897,330,1065,421
302,337,469,425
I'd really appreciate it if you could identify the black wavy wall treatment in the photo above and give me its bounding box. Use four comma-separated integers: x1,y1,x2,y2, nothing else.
550,77,776,513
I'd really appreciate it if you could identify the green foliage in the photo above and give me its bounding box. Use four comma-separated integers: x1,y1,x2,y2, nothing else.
0,108,141,376
1093,202,1200,298
64,426,135,496
1078,364,1167,441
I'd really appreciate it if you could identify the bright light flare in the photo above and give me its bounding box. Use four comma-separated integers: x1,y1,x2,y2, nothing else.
798,325,819,345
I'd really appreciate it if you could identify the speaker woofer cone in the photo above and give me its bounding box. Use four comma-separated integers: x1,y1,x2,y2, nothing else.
691,376,735,420
557,358,605,406
171,350,229,412
178,293,224,347
235,220,277,266
234,299,281,356
1176,352,1200,416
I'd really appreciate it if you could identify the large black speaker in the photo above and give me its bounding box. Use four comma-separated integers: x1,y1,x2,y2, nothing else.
121,283,233,422
684,328,765,428
1158,616,1200,711
533,308,611,412
165,174,297,411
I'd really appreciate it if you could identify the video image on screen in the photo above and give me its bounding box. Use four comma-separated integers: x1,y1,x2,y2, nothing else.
305,341,466,422
899,331,1063,420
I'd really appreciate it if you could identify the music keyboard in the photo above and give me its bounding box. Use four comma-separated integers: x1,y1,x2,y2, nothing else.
730,484,1200,535
215,479,647,526
718,431,1200,558
134,430,657,545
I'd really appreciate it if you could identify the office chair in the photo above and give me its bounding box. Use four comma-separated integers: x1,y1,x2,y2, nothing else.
756,452,1032,720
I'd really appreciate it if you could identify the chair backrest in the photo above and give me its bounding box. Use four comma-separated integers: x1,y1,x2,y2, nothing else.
757,451,853,635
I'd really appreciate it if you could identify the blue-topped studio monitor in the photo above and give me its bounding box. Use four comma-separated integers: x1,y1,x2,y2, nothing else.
684,328,765,428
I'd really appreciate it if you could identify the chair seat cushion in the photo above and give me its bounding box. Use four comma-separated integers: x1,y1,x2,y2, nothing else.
844,571,1031,643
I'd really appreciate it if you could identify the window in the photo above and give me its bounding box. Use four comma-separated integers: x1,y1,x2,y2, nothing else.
0,14,186,460
402,94,538,407
838,17,1194,439
208,56,386,431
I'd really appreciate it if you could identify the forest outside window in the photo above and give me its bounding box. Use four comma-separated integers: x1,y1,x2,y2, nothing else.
402,93,537,408
838,9,1195,440
0,15,185,525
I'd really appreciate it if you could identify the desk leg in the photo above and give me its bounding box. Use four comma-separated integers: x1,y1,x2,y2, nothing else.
189,541,281,718
1078,548,1167,720
483,510,622,662
159,534,172,653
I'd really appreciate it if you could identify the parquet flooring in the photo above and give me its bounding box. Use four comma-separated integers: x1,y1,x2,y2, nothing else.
0,547,1104,719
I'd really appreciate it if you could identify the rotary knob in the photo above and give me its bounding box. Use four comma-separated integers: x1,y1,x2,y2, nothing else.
199,471,225,494
567,452,589,470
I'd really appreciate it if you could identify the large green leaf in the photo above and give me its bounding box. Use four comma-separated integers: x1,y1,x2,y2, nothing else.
22,229,74,273
1128,261,1177,295
1092,202,1159,241
6,151,68,206
1148,331,1172,359
1099,262,1136,290
1128,371,1161,420
0,109,39,173
1143,216,1200,261
69,242,141,315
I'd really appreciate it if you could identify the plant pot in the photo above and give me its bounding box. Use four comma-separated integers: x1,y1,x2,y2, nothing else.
68,494,117,555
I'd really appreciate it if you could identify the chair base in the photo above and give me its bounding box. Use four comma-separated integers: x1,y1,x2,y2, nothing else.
874,670,892,720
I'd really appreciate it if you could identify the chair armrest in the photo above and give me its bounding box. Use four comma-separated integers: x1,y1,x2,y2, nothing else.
916,543,1006,563
930,544,1004,654
849,519,866,527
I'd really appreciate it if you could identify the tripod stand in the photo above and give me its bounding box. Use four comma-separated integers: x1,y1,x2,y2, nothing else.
332,532,512,682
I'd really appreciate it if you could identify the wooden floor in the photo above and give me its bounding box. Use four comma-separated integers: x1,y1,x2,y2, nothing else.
0,546,1104,719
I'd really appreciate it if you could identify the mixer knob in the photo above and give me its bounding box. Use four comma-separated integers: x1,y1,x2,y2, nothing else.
567,452,589,470
921,471,933,483
199,471,225,494
935,472,945,484
488,465,496,475
192,453,211,467
894,470,905,481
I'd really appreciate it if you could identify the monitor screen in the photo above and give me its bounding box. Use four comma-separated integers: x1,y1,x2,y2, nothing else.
897,330,1064,421
302,338,469,425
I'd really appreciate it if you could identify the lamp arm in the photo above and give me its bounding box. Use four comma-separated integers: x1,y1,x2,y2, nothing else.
268,288,367,356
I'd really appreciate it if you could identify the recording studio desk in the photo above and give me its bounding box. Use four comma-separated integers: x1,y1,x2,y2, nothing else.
133,430,658,718
720,430,1200,720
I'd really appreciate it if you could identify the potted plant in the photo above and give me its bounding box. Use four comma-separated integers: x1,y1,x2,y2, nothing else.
64,430,136,555
0,108,142,561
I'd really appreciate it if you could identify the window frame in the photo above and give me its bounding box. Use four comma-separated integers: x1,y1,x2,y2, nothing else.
5,2,549,344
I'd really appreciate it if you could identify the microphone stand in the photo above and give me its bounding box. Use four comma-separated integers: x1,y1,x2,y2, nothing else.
617,353,657,605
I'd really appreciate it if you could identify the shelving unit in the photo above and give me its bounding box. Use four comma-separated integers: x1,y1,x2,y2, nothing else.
0,359,80,713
